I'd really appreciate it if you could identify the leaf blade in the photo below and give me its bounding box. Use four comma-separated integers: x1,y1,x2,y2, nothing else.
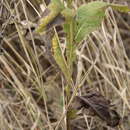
75,1,107,43
110,4,130,13
75,1,130,43
52,34,72,82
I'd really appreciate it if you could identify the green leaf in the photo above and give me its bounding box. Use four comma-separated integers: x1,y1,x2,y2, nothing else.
110,4,130,13
75,1,108,43
52,34,72,83
67,109,78,119
75,1,130,43
62,8,76,74
35,0,64,33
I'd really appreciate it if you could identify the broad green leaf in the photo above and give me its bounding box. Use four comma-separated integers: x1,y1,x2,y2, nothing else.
75,1,108,43
75,1,130,43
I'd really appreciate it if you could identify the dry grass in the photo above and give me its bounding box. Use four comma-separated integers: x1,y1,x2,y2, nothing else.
0,0,130,130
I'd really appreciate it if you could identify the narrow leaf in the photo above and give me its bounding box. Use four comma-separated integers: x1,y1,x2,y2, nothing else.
36,0,64,33
52,34,71,82
62,8,76,73
110,4,130,13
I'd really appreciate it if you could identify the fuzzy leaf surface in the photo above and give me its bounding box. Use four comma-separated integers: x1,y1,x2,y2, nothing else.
75,1,130,43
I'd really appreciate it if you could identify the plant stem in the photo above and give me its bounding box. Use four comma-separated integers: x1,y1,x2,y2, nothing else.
67,0,73,8
66,21,73,71
65,7,75,130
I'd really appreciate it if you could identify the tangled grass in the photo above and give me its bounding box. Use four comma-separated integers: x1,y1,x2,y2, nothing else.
0,0,130,130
